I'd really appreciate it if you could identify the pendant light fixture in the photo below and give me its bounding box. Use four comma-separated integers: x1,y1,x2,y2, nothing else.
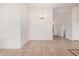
38,3,46,19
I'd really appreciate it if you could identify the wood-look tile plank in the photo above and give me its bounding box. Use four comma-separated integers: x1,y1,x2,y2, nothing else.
41,48,51,56
0,49,8,56
32,48,41,56
24,48,33,56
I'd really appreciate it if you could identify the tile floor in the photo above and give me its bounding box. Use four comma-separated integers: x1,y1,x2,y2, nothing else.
0,36,79,56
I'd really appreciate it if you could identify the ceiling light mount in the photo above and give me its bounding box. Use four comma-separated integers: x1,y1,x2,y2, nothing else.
38,3,46,19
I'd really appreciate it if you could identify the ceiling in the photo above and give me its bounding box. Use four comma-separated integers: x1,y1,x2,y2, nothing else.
26,3,79,8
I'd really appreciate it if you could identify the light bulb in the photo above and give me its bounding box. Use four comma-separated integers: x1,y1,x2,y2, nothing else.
38,15,46,19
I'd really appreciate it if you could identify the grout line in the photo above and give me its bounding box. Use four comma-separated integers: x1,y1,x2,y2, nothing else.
67,49,78,56
40,40,42,56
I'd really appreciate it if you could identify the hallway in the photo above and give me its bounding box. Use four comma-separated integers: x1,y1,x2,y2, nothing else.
0,37,79,56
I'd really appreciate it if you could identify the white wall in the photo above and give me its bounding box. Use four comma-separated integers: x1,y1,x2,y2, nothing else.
21,4,29,47
54,8,72,40
53,8,71,36
72,7,79,40
28,6,53,40
53,8,71,21
0,3,53,48
60,9,72,39
0,4,21,49
0,3,29,49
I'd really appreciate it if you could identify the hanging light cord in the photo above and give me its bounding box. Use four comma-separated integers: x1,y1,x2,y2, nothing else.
41,3,43,16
